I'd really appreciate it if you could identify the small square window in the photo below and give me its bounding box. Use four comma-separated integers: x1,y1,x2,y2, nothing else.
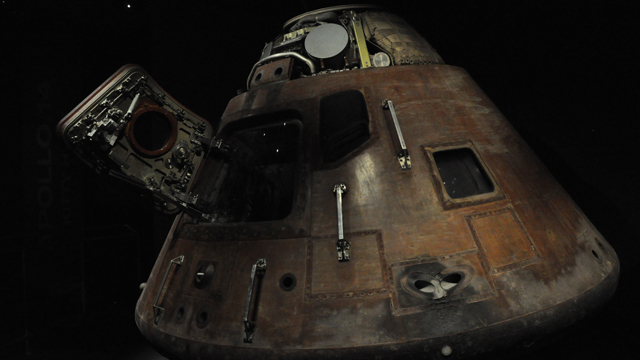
422,142,504,210
433,148,494,199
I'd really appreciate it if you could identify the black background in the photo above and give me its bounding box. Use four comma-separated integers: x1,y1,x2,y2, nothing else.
3,0,639,359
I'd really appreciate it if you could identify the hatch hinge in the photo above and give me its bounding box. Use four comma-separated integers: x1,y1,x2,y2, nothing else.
84,82,144,147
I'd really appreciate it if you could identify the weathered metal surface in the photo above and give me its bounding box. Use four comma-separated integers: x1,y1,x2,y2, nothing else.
58,6,619,360
132,64,619,359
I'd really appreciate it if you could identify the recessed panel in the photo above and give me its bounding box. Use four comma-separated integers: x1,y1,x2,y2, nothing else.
180,241,238,301
389,250,496,316
465,207,541,274
422,141,505,210
306,231,389,300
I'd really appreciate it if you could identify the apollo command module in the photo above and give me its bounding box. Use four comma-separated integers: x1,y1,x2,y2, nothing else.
57,4,619,359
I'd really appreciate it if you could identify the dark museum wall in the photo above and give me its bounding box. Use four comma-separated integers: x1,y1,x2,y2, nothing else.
2,0,639,359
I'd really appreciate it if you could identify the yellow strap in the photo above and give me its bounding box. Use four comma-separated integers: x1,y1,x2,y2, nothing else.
349,11,371,68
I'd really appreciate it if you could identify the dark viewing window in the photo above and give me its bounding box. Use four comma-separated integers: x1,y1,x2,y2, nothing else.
319,90,370,163
192,121,300,222
433,148,494,199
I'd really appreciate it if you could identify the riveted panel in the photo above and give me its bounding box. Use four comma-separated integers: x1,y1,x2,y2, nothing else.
305,230,390,300
465,207,541,274
389,250,496,316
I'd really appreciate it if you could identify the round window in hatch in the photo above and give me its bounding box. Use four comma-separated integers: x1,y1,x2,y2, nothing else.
127,106,178,156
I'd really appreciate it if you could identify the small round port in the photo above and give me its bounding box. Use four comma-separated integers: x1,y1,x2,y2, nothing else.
279,273,297,291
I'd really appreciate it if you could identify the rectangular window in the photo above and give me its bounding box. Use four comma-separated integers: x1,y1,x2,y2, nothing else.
192,120,301,222
422,141,504,210
433,148,494,199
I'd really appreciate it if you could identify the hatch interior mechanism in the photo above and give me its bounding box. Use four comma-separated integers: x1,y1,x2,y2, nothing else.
58,65,216,219
59,65,302,222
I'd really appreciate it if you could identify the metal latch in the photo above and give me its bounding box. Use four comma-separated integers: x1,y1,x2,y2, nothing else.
213,139,234,156
382,99,412,170
334,183,350,262
243,258,267,343
152,255,184,325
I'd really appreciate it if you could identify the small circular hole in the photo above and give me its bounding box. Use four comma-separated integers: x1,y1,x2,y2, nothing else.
592,249,600,259
274,67,283,76
196,307,211,328
176,306,185,322
255,73,262,82
279,273,297,291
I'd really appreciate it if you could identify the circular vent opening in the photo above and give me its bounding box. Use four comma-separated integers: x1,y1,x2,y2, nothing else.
196,307,211,328
414,280,435,293
441,273,462,290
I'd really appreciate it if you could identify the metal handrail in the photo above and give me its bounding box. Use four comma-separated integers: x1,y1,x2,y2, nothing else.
246,52,316,90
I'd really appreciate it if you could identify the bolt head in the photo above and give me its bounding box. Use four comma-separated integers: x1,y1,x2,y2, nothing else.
441,345,452,356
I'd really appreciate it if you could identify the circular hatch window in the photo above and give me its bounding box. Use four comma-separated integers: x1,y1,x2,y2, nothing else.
128,106,178,156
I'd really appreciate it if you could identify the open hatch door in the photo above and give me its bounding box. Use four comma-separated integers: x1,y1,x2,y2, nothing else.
57,64,216,219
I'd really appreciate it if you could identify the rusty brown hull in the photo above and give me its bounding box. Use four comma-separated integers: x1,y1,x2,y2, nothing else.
134,65,619,359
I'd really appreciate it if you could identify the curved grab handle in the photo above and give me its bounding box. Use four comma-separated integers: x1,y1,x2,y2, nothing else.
246,52,316,90
152,255,184,325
